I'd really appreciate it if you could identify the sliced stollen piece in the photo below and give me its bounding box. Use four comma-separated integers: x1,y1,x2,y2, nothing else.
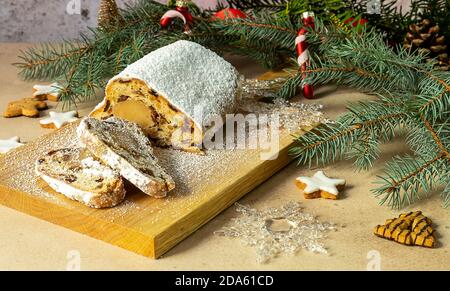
35,148,126,208
77,117,175,198
90,40,239,153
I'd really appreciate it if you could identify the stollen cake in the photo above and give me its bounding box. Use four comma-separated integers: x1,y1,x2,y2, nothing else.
90,40,239,153
35,148,126,208
77,117,175,198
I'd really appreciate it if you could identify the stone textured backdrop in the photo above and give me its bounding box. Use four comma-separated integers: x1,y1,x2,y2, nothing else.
0,0,410,42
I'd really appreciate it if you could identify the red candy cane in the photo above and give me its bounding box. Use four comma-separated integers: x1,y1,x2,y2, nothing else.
160,1,193,34
295,12,315,99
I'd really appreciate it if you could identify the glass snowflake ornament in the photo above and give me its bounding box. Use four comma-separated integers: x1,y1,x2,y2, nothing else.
215,202,336,263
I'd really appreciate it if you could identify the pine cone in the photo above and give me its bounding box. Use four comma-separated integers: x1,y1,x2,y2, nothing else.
404,19,449,71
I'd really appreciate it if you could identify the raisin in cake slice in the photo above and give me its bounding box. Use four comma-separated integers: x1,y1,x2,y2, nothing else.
77,117,175,198
35,148,126,208
90,40,239,153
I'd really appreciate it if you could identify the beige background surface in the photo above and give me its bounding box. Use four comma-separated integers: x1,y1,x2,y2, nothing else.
0,43,449,270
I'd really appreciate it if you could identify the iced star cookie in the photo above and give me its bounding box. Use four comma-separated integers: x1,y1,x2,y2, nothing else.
295,171,346,200
0,136,24,154
40,111,79,129
33,83,62,102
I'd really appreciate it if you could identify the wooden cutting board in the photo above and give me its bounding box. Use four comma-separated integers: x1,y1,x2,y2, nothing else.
0,72,311,259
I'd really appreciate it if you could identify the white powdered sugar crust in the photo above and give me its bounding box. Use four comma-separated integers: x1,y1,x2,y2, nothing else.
39,174,98,206
77,117,175,198
80,157,117,179
107,40,239,127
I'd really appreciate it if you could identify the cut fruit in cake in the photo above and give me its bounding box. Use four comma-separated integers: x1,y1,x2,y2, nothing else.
35,148,126,208
77,117,175,198
89,40,239,153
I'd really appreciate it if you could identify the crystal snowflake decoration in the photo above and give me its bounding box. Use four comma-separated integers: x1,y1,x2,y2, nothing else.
215,202,336,263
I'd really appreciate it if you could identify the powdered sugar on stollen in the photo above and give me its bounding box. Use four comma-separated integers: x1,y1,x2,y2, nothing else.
296,171,345,196
106,40,239,128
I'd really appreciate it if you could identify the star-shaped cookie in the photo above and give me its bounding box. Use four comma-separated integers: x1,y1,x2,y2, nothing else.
40,111,79,129
3,98,48,118
295,171,346,200
0,136,24,154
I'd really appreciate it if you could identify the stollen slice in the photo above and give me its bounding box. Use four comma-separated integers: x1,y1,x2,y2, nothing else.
77,117,175,198
35,148,126,208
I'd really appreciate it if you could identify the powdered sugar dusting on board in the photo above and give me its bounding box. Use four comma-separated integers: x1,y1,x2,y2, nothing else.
0,124,80,205
0,122,252,221
0,98,327,223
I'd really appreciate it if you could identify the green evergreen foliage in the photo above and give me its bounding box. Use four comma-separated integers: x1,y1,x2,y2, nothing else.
349,0,450,47
16,1,169,107
287,26,450,208
222,11,450,208
227,0,357,24
228,0,450,48
15,1,300,107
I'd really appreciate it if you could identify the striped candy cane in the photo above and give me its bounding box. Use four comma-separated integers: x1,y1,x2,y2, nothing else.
160,0,193,34
295,12,315,99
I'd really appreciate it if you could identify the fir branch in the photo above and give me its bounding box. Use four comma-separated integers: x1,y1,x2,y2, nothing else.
289,121,361,167
301,65,392,92
405,117,440,158
14,42,90,80
416,71,450,120
419,114,450,160
213,11,298,51
290,99,408,168
350,133,380,171
279,27,428,99
373,153,446,209
288,24,450,208
277,72,302,99
443,185,450,208
236,21,296,33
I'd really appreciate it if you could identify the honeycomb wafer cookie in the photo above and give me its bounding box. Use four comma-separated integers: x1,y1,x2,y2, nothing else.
374,211,436,248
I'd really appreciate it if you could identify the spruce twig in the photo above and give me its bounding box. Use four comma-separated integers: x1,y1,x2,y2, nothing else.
289,25,450,208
